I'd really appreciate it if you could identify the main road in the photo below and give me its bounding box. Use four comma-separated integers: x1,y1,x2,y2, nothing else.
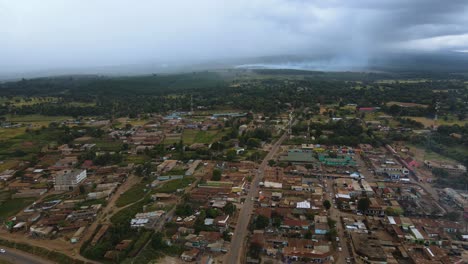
225,126,293,264
0,246,52,264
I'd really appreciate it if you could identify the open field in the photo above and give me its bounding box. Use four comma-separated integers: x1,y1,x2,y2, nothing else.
154,177,195,193
407,144,456,163
0,197,35,219
376,79,429,84
403,116,468,127
182,129,229,145
386,101,428,108
115,183,147,208
114,117,149,128
193,109,241,116
4,114,71,123
0,160,20,171
0,97,59,107
0,127,27,140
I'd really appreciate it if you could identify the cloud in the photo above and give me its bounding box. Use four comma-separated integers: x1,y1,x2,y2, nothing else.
1,0,468,73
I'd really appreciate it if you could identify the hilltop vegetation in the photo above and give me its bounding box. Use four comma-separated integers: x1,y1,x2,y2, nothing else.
0,69,466,120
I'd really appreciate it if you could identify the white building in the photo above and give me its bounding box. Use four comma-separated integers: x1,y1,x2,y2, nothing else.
54,170,87,191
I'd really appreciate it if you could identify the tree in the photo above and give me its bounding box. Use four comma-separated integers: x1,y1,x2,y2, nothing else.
175,203,193,217
268,159,276,166
151,232,167,249
222,230,231,241
246,138,261,148
272,217,282,228
206,208,220,218
385,207,403,216
226,149,237,161
254,215,270,229
212,169,222,181
323,200,331,210
223,202,236,216
357,198,370,213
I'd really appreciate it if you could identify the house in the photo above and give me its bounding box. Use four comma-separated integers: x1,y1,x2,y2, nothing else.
281,218,309,230
0,169,16,181
215,215,230,229
181,248,200,261
54,169,87,191
404,157,419,168
358,107,377,112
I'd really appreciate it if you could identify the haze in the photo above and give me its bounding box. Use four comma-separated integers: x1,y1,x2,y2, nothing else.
2,0,468,75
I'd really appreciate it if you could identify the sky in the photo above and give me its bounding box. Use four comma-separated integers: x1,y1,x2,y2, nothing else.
1,0,468,74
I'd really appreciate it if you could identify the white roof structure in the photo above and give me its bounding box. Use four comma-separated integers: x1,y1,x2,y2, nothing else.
387,216,396,225
410,226,424,240
336,193,351,199
296,200,311,209
204,218,214,226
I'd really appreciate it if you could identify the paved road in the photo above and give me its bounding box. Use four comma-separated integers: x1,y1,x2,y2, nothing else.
225,129,291,264
0,247,52,264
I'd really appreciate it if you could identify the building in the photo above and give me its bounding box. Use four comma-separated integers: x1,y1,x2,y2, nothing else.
318,154,356,166
54,170,87,191
280,149,316,163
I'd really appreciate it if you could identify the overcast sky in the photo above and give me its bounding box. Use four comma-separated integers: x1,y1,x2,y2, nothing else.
1,0,468,73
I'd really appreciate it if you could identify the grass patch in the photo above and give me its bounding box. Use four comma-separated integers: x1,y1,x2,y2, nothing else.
115,183,147,208
76,198,107,208
0,159,20,171
121,247,163,264
0,127,27,140
111,200,146,225
125,155,150,165
182,129,229,144
0,197,35,219
162,168,186,176
403,116,468,127
154,177,195,193
4,114,71,123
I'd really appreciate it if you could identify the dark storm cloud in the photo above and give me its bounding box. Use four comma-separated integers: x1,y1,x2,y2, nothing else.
1,0,468,73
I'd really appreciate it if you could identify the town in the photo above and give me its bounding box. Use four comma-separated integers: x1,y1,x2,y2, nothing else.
0,73,467,264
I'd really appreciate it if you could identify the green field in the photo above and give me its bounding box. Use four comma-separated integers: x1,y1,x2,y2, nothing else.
0,160,20,171
163,137,181,144
125,155,150,165
154,177,195,193
403,116,468,127
0,127,28,140
182,129,229,144
0,97,59,107
74,138,123,152
115,183,147,208
0,126,69,160
5,114,71,123
0,197,35,219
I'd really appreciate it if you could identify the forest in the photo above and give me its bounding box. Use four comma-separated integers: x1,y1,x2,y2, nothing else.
0,70,466,120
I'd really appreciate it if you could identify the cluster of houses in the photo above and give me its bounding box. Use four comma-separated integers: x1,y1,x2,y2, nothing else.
0,138,131,244
248,165,334,263
245,142,468,263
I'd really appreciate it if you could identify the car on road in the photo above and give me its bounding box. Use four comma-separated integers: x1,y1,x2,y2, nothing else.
338,247,342,252
0,248,5,253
